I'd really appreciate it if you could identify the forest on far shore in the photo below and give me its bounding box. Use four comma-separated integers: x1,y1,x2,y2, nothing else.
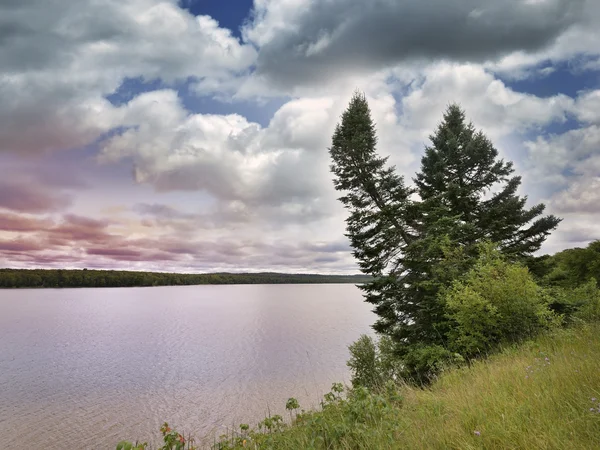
0,268,372,288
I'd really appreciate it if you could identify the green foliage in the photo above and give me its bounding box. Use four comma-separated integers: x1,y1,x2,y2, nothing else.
347,335,380,388
329,91,415,329
285,398,299,411
400,343,463,384
117,423,195,450
347,334,403,388
159,422,192,450
116,442,147,450
571,280,600,322
0,268,371,289
541,240,600,288
329,94,561,383
444,246,558,358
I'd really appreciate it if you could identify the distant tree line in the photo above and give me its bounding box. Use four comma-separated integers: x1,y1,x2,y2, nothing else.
0,268,372,289
527,240,600,289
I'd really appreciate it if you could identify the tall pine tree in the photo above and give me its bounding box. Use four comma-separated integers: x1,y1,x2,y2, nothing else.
330,95,561,381
329,92,415,336
415,104,561,257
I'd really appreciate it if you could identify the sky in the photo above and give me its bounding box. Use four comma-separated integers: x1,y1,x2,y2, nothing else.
0,0,599,274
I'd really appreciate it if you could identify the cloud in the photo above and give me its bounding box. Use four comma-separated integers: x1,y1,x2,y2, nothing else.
243,0,585,90
516,89,600,249
1,0,599,271
94,63,590,254
397,62,574,142
551,178,600,213
524,122,600,189
98,90,342,220
0,207,359,271
0,238,46,253
0,180,71,213
574,90,600,124
0,0,256,154
0,212,53,232
488,0,600,77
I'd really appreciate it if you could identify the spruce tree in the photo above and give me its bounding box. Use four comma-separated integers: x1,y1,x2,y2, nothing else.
329,92,415,335
329,96,561,382
415,104,561,257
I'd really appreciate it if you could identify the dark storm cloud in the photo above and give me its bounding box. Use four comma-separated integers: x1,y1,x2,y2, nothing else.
250,0,585,88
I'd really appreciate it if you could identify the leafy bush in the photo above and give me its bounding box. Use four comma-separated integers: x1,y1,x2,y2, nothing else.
347,334,403,389
540,240,600,288
117,422,195,450
444,247,558,358
571,280,600,322
400,343,464,383
347,335,380,388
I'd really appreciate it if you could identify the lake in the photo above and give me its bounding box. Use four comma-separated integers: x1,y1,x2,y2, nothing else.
0,284,374,448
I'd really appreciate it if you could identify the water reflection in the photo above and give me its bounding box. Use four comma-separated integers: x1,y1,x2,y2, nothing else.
0,284,374,448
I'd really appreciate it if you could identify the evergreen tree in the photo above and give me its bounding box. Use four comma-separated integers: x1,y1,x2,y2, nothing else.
329,92,415,336
330,96,561,381
415,105,561,257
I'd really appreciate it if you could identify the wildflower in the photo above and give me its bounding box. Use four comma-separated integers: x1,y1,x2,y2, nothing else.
178,434,185,444
591,408,595,412
243,439,247,447
592,398,597,402
474,431,481,436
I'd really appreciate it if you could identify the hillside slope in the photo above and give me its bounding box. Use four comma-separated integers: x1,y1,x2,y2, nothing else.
210,324,600,450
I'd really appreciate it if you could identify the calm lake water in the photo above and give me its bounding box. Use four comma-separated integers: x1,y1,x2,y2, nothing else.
0,284,374,449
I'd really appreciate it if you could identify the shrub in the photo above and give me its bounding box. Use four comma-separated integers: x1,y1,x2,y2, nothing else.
401,343,465,384
444,247,558,359
571,280,600,322
347,334,403,389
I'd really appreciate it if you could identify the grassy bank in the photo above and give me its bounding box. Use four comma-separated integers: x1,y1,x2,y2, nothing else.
137,323,600,450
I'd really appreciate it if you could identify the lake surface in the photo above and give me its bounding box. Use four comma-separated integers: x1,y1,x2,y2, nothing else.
0,284,374,448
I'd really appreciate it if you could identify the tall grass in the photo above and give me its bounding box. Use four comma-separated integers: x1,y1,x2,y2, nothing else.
121,323,600,449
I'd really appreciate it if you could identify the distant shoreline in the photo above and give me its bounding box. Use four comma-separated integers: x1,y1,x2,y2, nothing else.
0,268,371,289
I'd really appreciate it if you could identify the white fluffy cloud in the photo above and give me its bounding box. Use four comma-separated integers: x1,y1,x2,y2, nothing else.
98,63,590,227
0,0,256,154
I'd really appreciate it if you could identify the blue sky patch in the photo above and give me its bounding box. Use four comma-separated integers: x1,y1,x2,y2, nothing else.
499,60,600,98
179,0,255,38
105,77,170,106
106,76,287,127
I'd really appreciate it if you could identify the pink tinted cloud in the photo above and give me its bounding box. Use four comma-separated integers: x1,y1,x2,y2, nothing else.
86,246,179,262
86,247,143,258
0,180,71,213
0,239,45,252
47,214,112,243
0,212,53,232
0,209,353,271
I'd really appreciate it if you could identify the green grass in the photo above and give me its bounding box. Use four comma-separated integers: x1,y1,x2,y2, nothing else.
212,323,600,449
